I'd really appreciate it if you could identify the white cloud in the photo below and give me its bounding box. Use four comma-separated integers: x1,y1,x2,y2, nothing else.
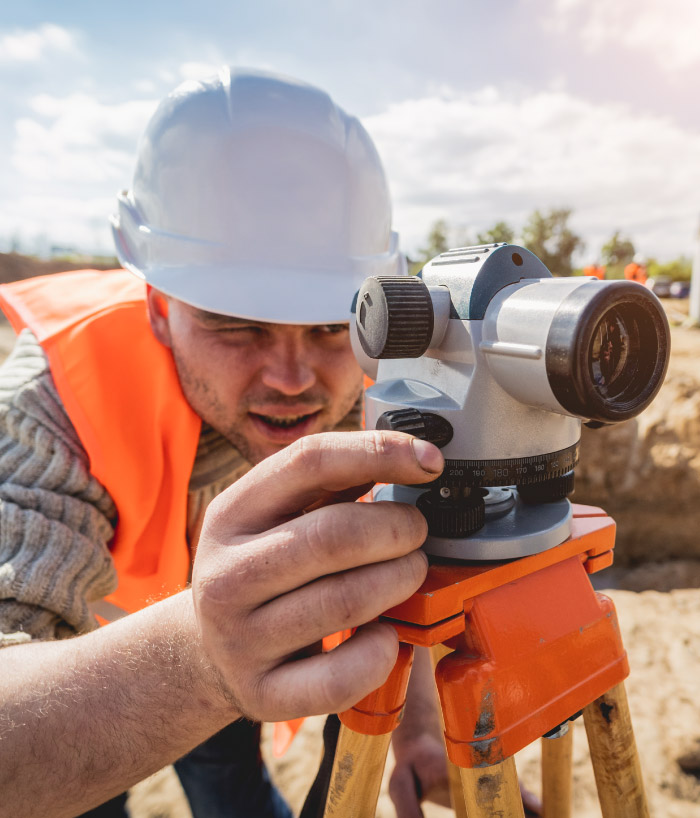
364,87,700,261
1,92,159,252
179,61,222,81
0,193,117,255
4,83,700,262
176,57,279,84
545,0,700,71
133,79,159,95
0,23,79,63
12,93,158,184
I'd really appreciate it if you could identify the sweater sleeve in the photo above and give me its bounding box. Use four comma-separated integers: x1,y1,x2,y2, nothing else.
0,329,118,646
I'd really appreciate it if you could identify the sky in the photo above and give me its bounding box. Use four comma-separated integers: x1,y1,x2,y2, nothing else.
1,0,700,264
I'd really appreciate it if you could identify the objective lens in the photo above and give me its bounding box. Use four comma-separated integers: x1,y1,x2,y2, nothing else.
589,307,635,400
546,281,670,422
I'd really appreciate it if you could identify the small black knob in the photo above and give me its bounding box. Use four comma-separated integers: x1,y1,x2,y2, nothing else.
376,408,453,449
518,471,575,504
356,276,434,359
416,490,486,538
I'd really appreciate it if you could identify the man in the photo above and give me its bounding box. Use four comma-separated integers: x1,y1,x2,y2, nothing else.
583,262,606,280
624,257,648,284
0,68,449,817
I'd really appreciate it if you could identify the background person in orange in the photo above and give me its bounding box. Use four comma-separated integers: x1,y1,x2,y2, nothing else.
624,255,648,284
583,262,606,279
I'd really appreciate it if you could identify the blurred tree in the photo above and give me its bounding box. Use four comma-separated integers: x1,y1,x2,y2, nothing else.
420,219,450,259
521,208,583,276
409,219,451,273
601,231,635,267
647,256,692,281
452,226,474,249
476,221,515,245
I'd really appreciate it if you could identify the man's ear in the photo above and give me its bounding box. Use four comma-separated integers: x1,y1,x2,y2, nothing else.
146,286,172,348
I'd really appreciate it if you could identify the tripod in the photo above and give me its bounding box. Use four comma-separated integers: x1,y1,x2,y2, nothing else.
319,503,649,818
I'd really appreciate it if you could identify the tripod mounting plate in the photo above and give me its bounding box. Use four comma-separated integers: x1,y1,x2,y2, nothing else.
374,483,573,559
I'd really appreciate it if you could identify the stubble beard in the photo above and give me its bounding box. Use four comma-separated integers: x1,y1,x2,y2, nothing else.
171,345,363,466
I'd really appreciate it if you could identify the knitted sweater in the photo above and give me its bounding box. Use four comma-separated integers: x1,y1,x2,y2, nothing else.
0,329,361,647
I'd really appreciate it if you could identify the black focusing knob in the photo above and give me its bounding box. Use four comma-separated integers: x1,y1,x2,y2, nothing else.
356,276,434,359
518,471,575,504
376,408,453,449
416,489,486,538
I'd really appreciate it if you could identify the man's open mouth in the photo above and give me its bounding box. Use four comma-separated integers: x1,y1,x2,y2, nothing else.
250,411,321,429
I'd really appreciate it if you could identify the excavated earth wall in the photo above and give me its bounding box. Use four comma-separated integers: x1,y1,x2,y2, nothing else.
575,319,700,588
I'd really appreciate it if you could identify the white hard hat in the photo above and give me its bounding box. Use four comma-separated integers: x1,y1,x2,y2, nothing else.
111,66,404,324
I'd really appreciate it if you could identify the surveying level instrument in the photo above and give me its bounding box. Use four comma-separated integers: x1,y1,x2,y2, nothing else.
352,242,669,559
312,244,670,817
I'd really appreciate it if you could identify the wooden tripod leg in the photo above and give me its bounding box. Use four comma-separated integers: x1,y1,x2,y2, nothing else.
460,756,526,818
323,723,392,817
541,727,573,818
583,682,650,818
430,645,468,818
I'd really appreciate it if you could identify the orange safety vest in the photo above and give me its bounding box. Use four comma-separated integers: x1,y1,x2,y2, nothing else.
624,263,647,283
0,269,201,615
0,268,352,755
583,264,605,280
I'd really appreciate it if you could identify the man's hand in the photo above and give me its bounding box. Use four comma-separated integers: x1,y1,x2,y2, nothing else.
192,430,444,722
0,431,441,818
389,646,450,818
390,731,451,817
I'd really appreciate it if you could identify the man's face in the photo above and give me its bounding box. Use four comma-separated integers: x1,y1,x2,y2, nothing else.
147,290,364,464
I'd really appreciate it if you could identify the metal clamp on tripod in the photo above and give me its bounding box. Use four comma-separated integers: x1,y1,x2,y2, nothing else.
316,244,670,817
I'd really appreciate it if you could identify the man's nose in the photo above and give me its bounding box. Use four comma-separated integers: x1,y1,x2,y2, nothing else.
260,339,316,395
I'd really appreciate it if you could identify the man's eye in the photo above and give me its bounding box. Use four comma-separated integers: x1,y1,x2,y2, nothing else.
315,324,348,335
217,325,263,337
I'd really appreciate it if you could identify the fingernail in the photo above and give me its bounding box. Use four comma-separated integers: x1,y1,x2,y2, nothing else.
411,438,444,474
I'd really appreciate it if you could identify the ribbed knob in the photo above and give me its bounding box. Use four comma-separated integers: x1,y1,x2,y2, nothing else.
356,276,434,359
518,471,575,504
376,409,453,448
416,491,486,538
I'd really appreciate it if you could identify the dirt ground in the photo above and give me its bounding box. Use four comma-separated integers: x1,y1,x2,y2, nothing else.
1,261,698,816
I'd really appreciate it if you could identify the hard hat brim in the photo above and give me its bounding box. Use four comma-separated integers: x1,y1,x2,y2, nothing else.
113,192,405,323
123,260,395,325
